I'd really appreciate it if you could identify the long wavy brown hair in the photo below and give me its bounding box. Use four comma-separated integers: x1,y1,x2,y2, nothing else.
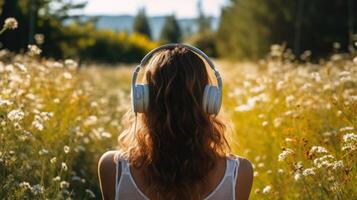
118,46,230,200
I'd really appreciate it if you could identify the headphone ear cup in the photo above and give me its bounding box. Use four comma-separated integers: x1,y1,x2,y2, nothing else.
132,84,149,113
202,85,211,113
213,87,222,114
208,86,218,114
203,85,221,115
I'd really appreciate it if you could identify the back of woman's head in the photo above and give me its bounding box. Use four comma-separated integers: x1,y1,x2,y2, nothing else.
119,46,229,200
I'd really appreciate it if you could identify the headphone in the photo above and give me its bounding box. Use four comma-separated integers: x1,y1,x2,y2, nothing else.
131,43,222,115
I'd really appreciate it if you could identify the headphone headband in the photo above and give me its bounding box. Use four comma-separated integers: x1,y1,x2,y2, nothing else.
132,43,222,89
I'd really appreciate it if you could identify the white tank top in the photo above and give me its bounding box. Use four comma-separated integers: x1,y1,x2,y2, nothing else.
114,156,240,200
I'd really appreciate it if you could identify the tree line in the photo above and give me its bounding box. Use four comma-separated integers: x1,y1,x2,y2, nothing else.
1,0,356,62
217,0,357,60
0,0,214,62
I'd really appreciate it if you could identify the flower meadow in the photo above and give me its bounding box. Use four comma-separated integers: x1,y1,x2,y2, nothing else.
222,46,357,199
0,46,134,199
0,21,356,200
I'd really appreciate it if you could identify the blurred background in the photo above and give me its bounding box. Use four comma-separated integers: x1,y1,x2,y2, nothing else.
0,0,356,63
1,1,357,200
0,0,357,200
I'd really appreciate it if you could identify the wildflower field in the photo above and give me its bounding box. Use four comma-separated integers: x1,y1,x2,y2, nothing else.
0,40,356,199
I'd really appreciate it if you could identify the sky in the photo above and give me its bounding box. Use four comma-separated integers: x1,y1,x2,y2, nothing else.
73,0,228,18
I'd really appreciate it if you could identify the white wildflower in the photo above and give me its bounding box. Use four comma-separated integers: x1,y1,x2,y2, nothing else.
31,184,44,195
34,34,44,45
63,145,70,154
0,99,13,107
84,115,98,126
14,63,27,72
85,189,96,198
273,117,283,128
53,98,60,104
302,168,316,176
339,71,350,77
100,131,112,138
19,181,32,190
294,172,301,181
32,119,44,131
276,81,284,90
38,149,49,155
63,72,72,79
340,126,354,132
90,101,98,108
342,144,356,151
61,162,68,171
332,160,344,170
313,155,334,168
262,185,272,194
270,44,283,57
4,18,18,30
53,62,63,68
343,133,357,143
262,121,269,127
50,157,57,164
53,176,61,181
311,72,321,82
27,45,42,56
60,181,70,189
40,112,53,121
285,95,295,105
64,59,78,70
7,109,25,122
278,148,294,161
310,146,328,154
294,162,303,170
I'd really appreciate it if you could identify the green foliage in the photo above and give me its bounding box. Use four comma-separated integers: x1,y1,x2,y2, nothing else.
196,0,211,33
0,51,133,199
185,30,218,57
217,0,295,60
217,0,357,60
0,0,85,51
160,15,182,43
133,8,152,40
59,22,159,63
225,46,357,199
0,1,159,63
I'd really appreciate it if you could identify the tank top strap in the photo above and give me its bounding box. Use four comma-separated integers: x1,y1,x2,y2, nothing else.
114,153,125,200
119,159,130,175
233,157,240,183
225,157,237,177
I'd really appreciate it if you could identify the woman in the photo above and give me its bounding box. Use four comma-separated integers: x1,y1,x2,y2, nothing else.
98,44,253,200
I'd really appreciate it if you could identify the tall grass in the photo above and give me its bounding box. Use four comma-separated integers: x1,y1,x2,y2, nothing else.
223,46,356,199
0,20,356,199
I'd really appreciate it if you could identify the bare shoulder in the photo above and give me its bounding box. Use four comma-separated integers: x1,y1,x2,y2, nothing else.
98,151,118,176
229,154,254,200
98,151,120,200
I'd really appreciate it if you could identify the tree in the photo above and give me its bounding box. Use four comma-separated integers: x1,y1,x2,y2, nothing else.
217,0,295,60
0,0,86,56
133,8,151,39
196,0,211,33
217,0,357,60
185,0,217,57
160,14,182,43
